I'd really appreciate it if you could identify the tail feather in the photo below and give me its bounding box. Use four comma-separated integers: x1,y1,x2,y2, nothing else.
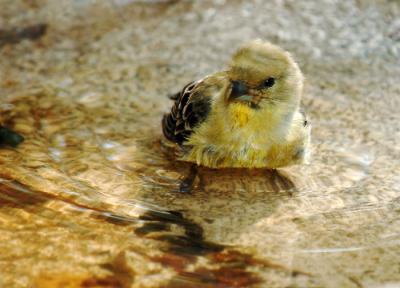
162,114,176,143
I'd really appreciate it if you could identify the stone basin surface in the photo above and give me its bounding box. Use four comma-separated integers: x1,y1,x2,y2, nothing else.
0,0,400,287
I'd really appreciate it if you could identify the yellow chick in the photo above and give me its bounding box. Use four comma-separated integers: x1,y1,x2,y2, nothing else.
162,40,310,191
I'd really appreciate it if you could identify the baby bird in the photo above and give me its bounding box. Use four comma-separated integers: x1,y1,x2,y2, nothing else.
162,40,310,192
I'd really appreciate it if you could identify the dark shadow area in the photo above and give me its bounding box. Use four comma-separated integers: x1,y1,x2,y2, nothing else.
0,23,47,47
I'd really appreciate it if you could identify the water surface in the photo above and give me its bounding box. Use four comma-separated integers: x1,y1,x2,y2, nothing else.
0,0,399,287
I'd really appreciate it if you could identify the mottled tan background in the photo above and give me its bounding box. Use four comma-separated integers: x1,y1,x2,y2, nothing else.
0,0,400,287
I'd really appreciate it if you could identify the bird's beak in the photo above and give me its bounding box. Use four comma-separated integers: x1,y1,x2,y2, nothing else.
229,81,253,102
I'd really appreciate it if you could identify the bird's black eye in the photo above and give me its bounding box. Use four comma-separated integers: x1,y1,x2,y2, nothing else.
262,77,275,88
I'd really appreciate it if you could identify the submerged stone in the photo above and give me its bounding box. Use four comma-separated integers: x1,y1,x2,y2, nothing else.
0,126,24,147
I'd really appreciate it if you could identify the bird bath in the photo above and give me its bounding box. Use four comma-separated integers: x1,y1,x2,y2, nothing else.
0,1,399,287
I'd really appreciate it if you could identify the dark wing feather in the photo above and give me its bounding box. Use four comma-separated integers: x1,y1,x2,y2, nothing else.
162,80,211,145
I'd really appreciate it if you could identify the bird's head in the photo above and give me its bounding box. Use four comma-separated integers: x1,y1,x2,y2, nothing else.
226,40,303,114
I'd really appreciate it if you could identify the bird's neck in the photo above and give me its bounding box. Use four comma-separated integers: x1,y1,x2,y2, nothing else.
228,104,254,128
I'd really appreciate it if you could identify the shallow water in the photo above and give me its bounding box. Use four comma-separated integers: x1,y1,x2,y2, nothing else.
1,0,400,287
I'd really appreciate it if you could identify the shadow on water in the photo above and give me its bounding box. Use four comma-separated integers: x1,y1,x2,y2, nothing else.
131,209,311,288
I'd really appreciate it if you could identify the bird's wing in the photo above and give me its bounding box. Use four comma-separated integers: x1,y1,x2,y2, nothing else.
162,78,213,145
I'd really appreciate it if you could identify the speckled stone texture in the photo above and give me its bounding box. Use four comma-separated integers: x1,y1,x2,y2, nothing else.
0,0,399,287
